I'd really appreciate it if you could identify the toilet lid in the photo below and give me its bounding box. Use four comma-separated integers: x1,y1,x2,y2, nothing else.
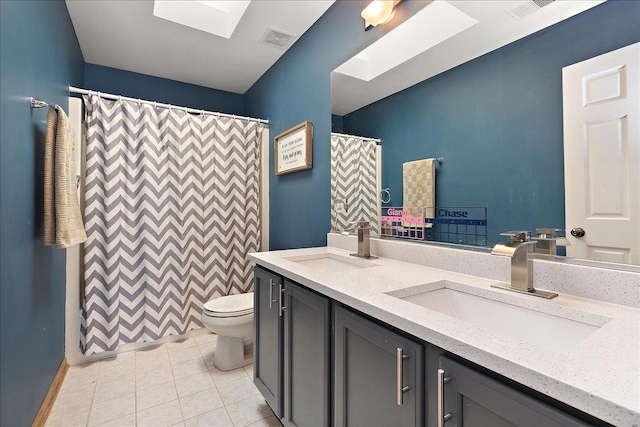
203,292,253,317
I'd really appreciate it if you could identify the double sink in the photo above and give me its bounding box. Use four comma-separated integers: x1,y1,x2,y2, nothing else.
284,252,609,353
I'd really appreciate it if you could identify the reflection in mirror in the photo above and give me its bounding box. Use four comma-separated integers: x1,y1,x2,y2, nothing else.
330,0,640,265
330,132,381,236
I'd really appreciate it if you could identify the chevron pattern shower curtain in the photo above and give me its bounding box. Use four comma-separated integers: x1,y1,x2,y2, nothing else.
330,134,379,235
81,95,264,355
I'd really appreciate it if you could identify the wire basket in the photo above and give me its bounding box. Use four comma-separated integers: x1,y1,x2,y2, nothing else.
380,207,487,246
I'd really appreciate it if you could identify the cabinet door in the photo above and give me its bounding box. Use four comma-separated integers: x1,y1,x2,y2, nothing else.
254,267,284,418
334,305,424,427
437,357,589,427
283,280,331,427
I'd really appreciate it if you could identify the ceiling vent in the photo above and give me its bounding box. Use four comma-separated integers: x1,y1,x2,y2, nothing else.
259,28,296,49
507,0,556,20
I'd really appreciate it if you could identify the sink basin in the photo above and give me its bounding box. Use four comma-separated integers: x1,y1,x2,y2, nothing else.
284,253,379,273
393,281,608,352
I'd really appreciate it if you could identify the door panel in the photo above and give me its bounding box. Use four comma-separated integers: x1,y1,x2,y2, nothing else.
461,396,515,427
254,267,283,418
334,305,423,427
563,42,639,264
585,117,629,217
438,357,588,427
283,281,330,427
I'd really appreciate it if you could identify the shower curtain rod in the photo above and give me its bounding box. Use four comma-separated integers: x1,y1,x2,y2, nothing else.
331,131,381,144
68,86,269,125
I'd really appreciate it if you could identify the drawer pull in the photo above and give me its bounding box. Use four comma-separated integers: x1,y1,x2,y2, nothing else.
278,283,287,316
437,369,452,426
269,279,277,309
396,348,410,405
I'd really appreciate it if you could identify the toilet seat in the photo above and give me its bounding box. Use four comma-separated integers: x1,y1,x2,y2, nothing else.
203,293,253,318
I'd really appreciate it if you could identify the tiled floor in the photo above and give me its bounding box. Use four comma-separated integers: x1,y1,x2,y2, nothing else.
46,334,282,427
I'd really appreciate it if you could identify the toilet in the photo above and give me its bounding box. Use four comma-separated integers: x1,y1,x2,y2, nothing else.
201,292,254,371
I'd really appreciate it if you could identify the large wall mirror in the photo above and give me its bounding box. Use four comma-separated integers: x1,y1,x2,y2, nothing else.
330,0,639,265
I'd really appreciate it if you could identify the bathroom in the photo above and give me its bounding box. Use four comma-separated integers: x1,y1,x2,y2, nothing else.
1,1,639,426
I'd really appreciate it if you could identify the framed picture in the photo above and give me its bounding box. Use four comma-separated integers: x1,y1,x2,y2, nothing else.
274,121,313,175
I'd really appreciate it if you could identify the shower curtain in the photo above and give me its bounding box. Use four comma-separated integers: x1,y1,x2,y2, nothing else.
330,134,379,235
81,94,264,355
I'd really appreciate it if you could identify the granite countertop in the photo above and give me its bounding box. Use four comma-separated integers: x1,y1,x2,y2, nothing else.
249,246,640,427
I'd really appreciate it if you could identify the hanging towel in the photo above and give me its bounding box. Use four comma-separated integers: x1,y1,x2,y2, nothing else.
44,105,87,248
403,158,436,228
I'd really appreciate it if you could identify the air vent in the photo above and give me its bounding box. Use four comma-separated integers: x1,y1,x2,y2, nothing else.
506,0,556,20
259,28,296,49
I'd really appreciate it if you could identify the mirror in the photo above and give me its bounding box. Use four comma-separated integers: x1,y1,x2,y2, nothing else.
330,0,640,265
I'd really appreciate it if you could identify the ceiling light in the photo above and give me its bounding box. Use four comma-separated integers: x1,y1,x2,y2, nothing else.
361,0,402,30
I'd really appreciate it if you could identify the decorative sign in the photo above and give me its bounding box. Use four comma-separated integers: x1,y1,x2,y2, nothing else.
380,208,425,225
427,207,487,246
380,207,426,241
274,121,313,175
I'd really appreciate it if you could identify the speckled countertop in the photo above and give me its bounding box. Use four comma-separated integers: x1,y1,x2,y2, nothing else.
249,246,640,427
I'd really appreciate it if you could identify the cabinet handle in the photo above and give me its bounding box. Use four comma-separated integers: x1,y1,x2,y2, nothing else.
396,348,410,405
278,283,287,317
437,369,452,427
269,279,276,309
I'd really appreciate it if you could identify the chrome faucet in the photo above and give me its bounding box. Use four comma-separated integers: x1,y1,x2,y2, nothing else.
533,228,570,256
341,220,378,259
490,231,558,299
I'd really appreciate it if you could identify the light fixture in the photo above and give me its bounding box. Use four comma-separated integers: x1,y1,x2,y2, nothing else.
361,0,403,30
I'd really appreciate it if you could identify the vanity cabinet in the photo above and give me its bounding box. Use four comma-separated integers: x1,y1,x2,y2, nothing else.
254,267,331,427
434,357,589,427
255,266,603,427
334,305,424,427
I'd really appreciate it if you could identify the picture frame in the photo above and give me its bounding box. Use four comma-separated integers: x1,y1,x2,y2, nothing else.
274,121,313,175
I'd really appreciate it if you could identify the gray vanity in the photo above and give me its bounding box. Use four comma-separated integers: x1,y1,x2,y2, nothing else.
249,235,639,427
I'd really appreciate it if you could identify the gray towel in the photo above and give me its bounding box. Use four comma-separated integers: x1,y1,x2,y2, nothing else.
44,105,87,248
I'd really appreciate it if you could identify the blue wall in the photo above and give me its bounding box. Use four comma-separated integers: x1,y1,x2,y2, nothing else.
84,64,245,115
0,1,84,426
343,0,640,246
331,114,344,133
245,0,429,249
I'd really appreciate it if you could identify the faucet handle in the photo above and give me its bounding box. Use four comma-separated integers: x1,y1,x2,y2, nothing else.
347,220,370,229
533,228,570,247
341,220,371,235
500,230,532,243
535,228,563,238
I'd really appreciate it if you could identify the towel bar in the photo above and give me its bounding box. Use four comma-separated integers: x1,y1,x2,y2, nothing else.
30,97,51,109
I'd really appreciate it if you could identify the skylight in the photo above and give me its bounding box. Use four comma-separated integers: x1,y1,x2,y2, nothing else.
153,1,251,39
198,1,232,13
335,1,478,81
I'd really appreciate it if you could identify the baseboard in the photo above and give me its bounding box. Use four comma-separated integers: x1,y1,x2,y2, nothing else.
32,358,69,427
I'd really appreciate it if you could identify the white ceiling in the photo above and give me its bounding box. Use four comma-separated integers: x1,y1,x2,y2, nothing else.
331,1,605,116
66,0,334,94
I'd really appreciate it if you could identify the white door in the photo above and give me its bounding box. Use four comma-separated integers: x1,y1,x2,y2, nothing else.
563,42,639,265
